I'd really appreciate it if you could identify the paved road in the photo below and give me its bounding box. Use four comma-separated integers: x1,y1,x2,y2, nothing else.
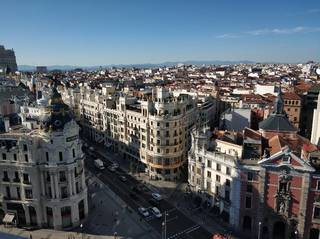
0,232,27,239
83,147,213,239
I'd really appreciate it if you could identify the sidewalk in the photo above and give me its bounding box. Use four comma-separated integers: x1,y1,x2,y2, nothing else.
0,225,124,239
0,171,159,239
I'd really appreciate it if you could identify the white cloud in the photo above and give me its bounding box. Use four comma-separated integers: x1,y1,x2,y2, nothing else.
216,26,320,38
215,33,240,39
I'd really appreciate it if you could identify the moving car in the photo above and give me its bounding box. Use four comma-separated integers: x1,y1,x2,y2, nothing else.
94,159,105,170
150,207,162,218
151,193,162,201
138,207,149,217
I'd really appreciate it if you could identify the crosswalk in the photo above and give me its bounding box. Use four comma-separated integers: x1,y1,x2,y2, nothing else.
167,224,201,239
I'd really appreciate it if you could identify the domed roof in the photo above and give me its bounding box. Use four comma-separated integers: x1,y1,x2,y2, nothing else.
259,87,297,133
40,85,73,131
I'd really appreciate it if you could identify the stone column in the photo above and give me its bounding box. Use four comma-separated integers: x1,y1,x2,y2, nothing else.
298,172,310,238
72,170,77,195
53,206,62,230
54,173,60,198
50,173,55,199
68,170,73,196
257,167,266,239
40,171,46,196
23,205,30,225
36,205,42,227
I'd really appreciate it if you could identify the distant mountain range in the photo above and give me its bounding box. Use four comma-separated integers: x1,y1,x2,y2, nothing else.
18,60,255,71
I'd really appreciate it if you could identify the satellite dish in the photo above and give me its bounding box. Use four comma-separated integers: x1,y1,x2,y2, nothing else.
316,68,320,75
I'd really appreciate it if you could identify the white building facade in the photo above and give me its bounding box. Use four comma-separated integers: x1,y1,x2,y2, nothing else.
188,127,241,228
0,87,88,229
311,93,320,146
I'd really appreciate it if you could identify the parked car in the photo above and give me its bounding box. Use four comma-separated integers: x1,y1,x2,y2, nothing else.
119,176,127,182
151,193,162,201
149,198,160,207
112,163,119,169
138,207,149,217
131,186,142,193
129,192,138,200
108,166,116,172
94,159,105,170
150,207,162,218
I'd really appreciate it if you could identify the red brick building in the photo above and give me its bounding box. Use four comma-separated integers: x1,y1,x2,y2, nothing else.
239,90,320,239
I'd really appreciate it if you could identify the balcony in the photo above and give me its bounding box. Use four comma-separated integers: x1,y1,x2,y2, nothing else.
23,180,31,185
13,178,20,183
2,177,10,182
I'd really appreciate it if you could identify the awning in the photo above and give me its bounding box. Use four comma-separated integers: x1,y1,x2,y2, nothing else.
3,213,15,224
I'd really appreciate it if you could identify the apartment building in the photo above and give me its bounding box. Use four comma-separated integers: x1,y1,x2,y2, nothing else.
188,92,320,239
0,86,88,229
78,86,216,180
188,126,241,228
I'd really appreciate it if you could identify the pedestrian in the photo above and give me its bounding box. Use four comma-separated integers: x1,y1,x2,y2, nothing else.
29,234,32,239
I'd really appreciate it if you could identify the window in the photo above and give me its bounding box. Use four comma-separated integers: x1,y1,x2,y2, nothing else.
72,149,75,158
157,148,160,153
59,152,63,161
207,160,212,168
215,186,220,195
198,157,202,163
226,167,231,175
216,175,221,182
247,172,253,181
166,149,169,153
46,152,49,161
207,171,211,178
6,186,10,198
166,122,169,127
247,184,253,193
23,173,30,184
226,179,231,187
59,171,66,182
25,189,33,199
16,187,21,199
61,187,68,198
245,196,252,208
196,168,201,175
225,190,230,201
317,180,320,191
23,144,28,151
166,140,169,146
3,171,9,181
13,154,17,161
14,172,20,182
2,153,6,160
24,154,28,162
216,163,221,171
314,206,320,219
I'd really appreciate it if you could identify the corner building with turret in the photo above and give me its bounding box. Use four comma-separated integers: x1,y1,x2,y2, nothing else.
0,86,88,229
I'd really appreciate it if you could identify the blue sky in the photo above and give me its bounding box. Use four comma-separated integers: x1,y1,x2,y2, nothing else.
2,0,320,65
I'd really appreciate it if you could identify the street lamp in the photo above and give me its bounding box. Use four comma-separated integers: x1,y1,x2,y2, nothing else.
295,230,298,239
258,221,262,239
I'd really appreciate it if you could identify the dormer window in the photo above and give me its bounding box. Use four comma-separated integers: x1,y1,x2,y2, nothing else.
282,155,290,163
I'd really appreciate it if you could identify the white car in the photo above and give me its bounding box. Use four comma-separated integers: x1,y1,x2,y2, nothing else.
138,207,149,217
152,193,162,201
112,163,119,169
150,207,162,218
108,166,116,172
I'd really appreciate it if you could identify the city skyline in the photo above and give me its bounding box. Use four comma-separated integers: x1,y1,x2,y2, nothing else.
2,0,320,66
